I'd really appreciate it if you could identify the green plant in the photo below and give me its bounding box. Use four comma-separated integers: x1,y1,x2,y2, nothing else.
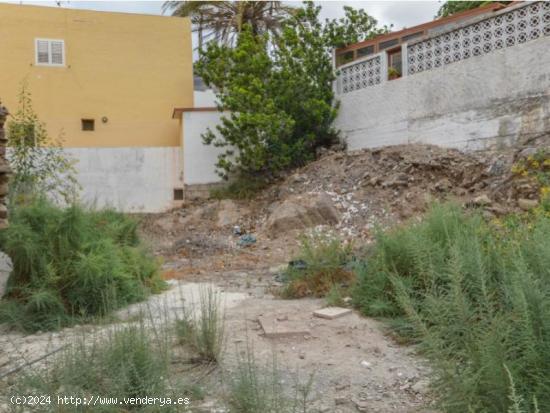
282,232,354,298
226,345,313,413
7,323,193,413
209,175,270,199
176,286,225,363
163,1,294,50
352,203,550,412
6,81,80,204
387,66,400,78
0,198,163,332
196,3,387,180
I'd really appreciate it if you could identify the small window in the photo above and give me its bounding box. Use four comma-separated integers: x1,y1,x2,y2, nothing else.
378,38,399,50
173,189,184,201
336,50,354,67
401,31,424,42
81,119,95,131
357,45,375,57
35,39,65,66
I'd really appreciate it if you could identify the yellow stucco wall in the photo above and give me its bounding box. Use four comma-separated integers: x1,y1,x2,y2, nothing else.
0,3,193,147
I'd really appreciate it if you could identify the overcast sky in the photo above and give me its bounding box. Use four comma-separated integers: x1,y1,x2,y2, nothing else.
1,0,443,31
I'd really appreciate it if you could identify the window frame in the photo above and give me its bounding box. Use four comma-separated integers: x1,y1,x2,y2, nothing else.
34,38,66,67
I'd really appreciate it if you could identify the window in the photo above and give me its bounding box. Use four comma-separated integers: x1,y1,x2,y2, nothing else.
35,39,65,66
173,189,184,201
357,45,375,58
387,49,403,79
336,50,354,67
81,119,95,131
401,31,424,42
378,38,399,50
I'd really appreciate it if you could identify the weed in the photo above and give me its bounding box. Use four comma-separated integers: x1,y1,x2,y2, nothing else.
209,175,269,200
282,232,354,298
226,344,313,413
176,286,225,363
0,198,163,332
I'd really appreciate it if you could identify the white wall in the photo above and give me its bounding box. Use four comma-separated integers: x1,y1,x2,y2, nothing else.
335,35,550,151
193,90,217,107
182,110,225,185
65,147,182,213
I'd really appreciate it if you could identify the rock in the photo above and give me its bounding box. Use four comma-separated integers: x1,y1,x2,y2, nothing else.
518,198,538,210
0,251,12,298
518,147,538,159
473,194,492,206
434,178,452,192
264,192,340,236
382,173,409,188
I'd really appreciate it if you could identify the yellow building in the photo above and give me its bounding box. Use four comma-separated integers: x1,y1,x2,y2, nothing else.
0,3,195,211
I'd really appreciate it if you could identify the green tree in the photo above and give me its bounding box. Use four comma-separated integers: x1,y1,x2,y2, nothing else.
436,1,505,18
6,82,79,204
163,1,294,49
196,3,386,180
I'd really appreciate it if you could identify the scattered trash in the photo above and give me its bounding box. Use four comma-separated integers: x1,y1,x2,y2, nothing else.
288,259,308,271
237,234,256,247
360,360,372,368
233,225,242,236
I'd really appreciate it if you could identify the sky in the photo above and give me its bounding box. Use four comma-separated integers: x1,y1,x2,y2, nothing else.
0,0,443,32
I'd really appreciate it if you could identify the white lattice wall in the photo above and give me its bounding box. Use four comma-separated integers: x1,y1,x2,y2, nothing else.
336,55,382,94
407,2,550,75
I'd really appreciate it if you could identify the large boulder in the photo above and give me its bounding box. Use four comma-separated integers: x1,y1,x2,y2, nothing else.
264,192,340,237
0,251,12,298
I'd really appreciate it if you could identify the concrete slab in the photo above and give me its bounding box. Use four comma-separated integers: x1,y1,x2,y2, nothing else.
258,315,310,339
313,307,352,320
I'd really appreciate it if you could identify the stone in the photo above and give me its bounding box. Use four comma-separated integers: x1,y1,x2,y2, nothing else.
473,194,492,206
313,307,352,320
518,198,538,210
258,315,310,339
518,147,538,159
264,192,340,236
0,251,12,298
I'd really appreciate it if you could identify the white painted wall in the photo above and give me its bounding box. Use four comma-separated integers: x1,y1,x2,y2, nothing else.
193,90,217,107
335,36,550,151
65,147,182,213
182,110,225,185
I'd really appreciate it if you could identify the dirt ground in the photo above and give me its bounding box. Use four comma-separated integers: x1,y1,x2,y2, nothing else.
3,141,550,412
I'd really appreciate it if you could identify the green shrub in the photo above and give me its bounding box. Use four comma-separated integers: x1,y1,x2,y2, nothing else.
0,198,163,332
281,232,355,298
353,203,550,412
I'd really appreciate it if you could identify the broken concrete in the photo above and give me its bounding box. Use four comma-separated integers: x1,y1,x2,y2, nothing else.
258,315,310,338
313,307,352,320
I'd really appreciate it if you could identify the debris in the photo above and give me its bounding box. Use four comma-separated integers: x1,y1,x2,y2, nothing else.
288,259,307,271
313,307,352,320
233,225,242,235
237,234,256,247
360,360,372,368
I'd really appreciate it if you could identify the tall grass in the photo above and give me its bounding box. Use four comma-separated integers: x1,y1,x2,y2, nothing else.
7,323,191,413
176,286,225,363
353,203,550,413
0,198,163,332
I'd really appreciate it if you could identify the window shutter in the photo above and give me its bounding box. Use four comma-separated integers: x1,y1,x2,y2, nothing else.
36,40,49,64
51,41,64,65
